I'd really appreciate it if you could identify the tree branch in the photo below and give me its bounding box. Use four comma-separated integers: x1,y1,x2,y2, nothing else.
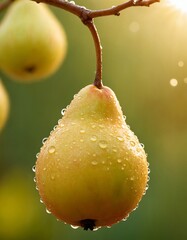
33,0,85,18
32,0,160,19
0,0,14,11
89,0,160,18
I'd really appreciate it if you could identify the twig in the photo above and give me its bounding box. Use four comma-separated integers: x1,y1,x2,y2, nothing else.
0,0,14,11
89,0,160,18
31,0,160,19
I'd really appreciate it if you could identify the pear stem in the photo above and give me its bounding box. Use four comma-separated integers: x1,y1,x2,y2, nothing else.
84,20,103,89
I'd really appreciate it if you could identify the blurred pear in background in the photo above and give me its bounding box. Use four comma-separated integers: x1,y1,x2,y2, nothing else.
0,80,9,131
0,0,67,82
0,169,56,240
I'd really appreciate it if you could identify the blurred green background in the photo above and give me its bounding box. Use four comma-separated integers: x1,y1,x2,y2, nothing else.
0,0,187,239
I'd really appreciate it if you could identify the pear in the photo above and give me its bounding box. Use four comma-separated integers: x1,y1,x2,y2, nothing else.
35,84,148,230
0,169,45,239
0,0,67,82
0,80,9,131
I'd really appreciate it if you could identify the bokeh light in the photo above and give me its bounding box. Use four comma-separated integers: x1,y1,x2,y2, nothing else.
169,78,178,87
167,0,187,13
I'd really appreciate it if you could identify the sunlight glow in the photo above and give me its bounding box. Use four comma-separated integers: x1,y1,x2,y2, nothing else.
170,78,178,87
168,0,187,13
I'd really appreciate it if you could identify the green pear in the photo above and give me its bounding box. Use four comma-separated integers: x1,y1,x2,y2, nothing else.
0,80,9,131
35,84,148,230
0,169,44,239
0,0,67,82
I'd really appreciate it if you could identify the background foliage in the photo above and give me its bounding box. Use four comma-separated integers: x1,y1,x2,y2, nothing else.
0,0,187,239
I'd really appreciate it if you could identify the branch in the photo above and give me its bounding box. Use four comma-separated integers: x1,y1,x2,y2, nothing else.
32,0,160,19
89,0,160,18
0,0,14,11
33,0,85,18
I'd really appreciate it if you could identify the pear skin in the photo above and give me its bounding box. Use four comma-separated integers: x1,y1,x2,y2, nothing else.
35,85,148,230
0,80,9,131
0,0,67,82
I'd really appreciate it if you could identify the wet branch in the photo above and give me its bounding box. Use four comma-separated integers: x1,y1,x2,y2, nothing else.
89,0,160,18
31,1,160,19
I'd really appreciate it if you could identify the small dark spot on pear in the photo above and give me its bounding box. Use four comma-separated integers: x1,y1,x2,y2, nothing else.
24,65,36,73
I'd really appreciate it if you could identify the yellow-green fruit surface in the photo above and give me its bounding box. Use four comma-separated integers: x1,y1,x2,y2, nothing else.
0,0,67,82
35,84,148,229
0,80,9,131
